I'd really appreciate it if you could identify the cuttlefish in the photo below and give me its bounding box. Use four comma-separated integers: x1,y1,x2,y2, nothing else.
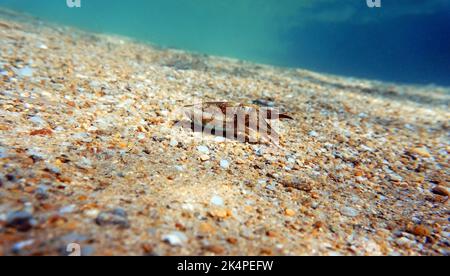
182,102,293,146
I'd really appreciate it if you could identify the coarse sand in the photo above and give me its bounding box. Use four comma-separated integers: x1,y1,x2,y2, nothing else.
0,9,449,256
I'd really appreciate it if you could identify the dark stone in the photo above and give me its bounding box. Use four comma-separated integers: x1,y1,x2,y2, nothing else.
6,211,34,232
95,208,130,229
252,98,275,108
5,173,16,182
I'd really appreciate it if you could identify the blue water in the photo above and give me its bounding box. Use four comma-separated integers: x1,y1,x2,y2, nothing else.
1,0,449,86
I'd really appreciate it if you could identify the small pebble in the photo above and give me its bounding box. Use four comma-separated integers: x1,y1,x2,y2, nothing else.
12,239,34,254
16,66,33,77
197,145,209,154
211,195,224,206
84,209,100,218
309,131,318,137
59,204,77,214
203,245,225,254
409,147,431,158
95,208,130,229
174,165,184,172
389,174,403,182
340,206,359,217
285,209,296,216
137,133,146,140
46,164,61,175
358,112,368,118
0,147,7,159
26,148,46,162
30,128,53,136
29,116,46,127
226,237,238,244
254,147,264,156
35,185,49,200
162,231,188,246
258,179,267,185
396,237,412,248
360,145,373,152
181,203,195,211
220,159,230,169
72,132,91,142
24,202,34,214
209,209,229,219
200,154,210,161
410,225,431,237
266,183,276,191
76,157,93,170
431,186,449,197
199,222,215,234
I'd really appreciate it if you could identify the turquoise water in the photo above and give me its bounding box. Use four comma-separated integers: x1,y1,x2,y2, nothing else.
1,0,449,86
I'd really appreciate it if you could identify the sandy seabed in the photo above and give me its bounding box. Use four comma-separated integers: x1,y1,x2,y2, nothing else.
0,9,449,256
